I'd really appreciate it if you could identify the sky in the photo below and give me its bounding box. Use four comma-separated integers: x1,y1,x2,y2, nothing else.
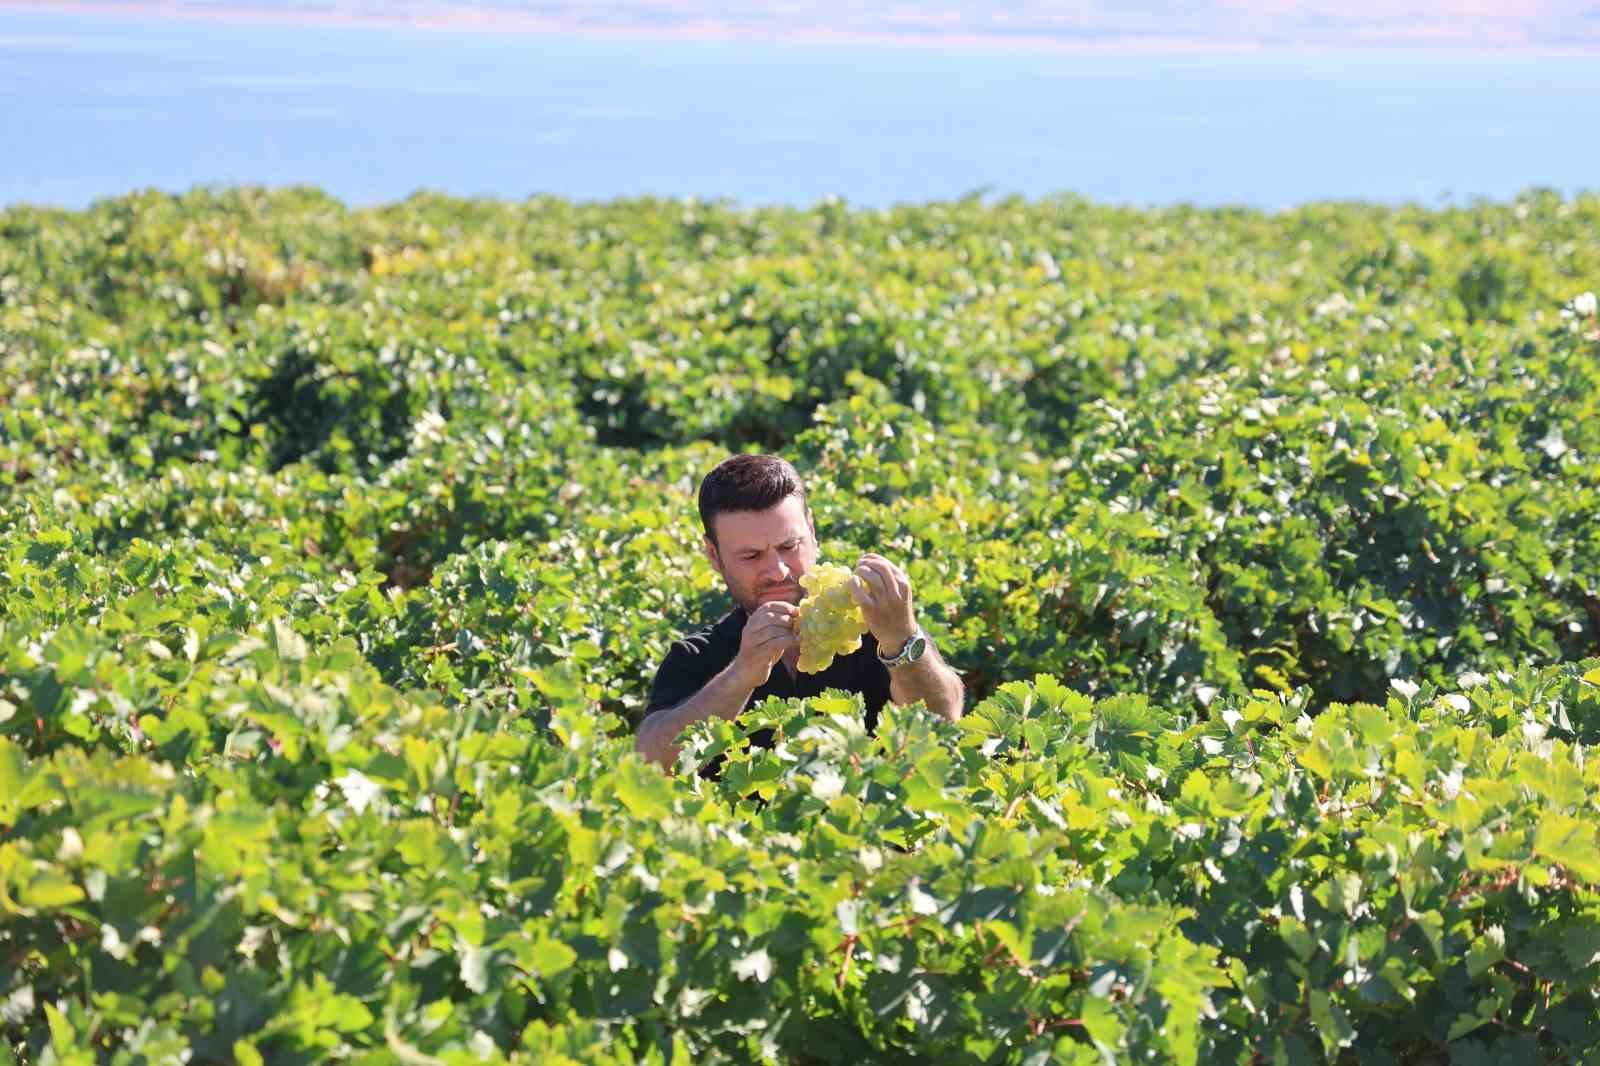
7,0,1600,50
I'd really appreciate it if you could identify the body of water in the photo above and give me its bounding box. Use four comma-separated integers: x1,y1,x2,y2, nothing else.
2,8,1597,210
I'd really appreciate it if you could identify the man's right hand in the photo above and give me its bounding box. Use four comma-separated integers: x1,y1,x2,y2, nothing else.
734,601,800,687
638,602,800,770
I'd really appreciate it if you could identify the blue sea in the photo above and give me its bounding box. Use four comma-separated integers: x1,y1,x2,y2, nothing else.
2,8,1598,211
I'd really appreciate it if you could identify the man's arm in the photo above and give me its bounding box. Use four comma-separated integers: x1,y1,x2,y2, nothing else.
635,601,799,770
852,552,965,722
635,657,763,769
886,640,964,722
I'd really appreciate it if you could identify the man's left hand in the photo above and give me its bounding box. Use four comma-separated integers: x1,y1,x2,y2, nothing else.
850,553,917,654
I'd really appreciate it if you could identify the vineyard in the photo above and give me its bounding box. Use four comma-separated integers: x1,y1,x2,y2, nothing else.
1,186,1598,1064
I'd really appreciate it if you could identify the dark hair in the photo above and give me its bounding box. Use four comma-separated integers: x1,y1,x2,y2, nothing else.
698,454,805,545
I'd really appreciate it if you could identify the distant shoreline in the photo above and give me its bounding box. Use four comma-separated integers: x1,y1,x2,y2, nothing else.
4,0,1599,55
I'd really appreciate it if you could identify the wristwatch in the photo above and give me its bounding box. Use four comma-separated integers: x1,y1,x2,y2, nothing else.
877,627,928,669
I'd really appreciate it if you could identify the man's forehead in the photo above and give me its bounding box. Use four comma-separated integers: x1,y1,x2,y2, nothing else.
713,498,810,549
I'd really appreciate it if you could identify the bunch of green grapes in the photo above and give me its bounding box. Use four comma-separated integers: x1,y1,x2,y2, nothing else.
796,562,870,673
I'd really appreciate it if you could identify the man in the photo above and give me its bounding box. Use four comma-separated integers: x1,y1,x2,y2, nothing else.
636,453,965,770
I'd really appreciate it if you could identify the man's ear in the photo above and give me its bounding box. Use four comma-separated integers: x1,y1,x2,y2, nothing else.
702,534,723,574
806,506,817,541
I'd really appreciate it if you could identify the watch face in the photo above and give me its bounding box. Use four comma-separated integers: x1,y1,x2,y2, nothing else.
880,630,929,667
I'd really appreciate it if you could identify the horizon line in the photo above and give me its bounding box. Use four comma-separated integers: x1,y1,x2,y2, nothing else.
6,0,1600,56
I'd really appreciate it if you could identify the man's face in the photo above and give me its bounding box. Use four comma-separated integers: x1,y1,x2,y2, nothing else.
703,494,819,615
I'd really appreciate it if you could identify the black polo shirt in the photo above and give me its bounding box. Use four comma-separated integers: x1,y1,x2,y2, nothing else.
646,607,893,739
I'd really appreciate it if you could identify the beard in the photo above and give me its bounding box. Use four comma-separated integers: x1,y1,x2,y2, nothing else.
731,578,803,614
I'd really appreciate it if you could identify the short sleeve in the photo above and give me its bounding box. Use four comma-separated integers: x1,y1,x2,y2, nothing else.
646,641,718,715
645,612,743,716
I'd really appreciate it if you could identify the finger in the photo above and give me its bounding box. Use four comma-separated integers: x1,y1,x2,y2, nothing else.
755,611,793,633
864,558,910,602
861,563,902,604
752,630,797,655
891,566,912,602
854,563,887,599
858,553,904,580
849,575,877,608
858,555,895,582
752,617,796,643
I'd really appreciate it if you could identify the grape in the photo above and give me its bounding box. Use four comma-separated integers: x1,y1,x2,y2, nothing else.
796,562,870,673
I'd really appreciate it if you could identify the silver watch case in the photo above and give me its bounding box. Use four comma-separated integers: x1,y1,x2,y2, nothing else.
878,628,928,668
